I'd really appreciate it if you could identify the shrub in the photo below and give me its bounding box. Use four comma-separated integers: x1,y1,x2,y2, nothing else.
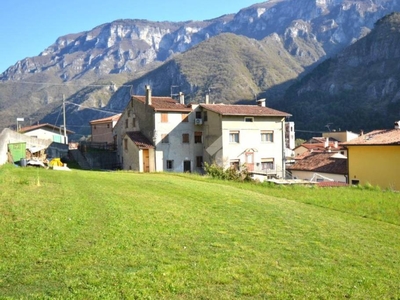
203,162,252,182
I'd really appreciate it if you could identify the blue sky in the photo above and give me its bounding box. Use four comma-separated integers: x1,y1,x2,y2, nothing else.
0,0,260,74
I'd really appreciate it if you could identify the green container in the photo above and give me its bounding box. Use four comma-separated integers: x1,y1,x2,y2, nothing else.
8,142,26,163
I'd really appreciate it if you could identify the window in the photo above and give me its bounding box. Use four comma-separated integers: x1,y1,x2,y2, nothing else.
161,134,169,143
194,131,202,143
229,131,240,143
351,179,360,185
244,117,254,122
128,110,131,117
125,119,128,128
203,111,208,122
182,113,189,122
124,138,128,150
196,156,203,168
132,117,136,128
161,113,168,123
182,133,190,143
195,111,202,119
261,130,274,142
166,160,174,170
107,124,110,128
94,125,97,130
261,158,274,170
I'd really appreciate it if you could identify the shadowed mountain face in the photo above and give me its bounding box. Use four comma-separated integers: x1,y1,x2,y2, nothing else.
1,0,400,139
276,12,400,137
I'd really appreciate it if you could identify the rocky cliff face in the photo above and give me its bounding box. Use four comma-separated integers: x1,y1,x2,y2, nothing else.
1,0,400,136
2,0,399,82
277,12,400,135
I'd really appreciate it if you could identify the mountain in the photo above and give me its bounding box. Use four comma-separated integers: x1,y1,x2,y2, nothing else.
1,0,400,139
277,12,400,136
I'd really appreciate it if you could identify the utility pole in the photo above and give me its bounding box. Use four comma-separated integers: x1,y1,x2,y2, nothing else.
62,94,68,144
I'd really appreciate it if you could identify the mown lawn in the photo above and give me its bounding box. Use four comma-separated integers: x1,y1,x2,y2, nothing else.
0,165,399,299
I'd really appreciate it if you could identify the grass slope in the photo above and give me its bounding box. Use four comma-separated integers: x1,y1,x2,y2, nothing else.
0,165,399,299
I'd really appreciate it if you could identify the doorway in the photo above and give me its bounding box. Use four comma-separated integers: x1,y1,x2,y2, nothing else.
245,151,254,171
183,160,191,172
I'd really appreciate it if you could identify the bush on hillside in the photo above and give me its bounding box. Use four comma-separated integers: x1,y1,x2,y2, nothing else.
203,162,252,182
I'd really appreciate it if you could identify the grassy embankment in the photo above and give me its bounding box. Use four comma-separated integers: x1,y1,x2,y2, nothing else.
0,165,399,299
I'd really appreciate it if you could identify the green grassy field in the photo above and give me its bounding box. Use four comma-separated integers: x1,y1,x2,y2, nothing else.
0,165,399,299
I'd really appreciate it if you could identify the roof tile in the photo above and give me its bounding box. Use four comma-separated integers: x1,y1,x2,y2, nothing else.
200,104,291,117
342,129,400,145
288,152,347,174
125,131,154,149
133,96,192,112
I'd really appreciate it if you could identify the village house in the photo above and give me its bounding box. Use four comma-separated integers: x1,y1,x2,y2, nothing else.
287,152,348,183
199,99,291,179
19,123,73,144
113,86,193,172
342,122,400,190
90,113,121,144
113,86,292,178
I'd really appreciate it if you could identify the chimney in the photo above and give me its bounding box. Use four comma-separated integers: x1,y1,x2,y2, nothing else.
324,137,329,148
360,129,364,136
205,94,210,104
179,92,185,105
395,121,400,129
257,98,266,107
145,85,152,106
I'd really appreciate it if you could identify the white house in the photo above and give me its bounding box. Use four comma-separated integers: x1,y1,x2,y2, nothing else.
198,101,291,179
19,123,73,144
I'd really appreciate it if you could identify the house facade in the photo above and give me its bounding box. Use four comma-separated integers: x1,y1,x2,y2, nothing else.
114,86,291,177
90,114,121,144
113,86,193,172
198,102,290,179
19,123,73,144
342,124,400,190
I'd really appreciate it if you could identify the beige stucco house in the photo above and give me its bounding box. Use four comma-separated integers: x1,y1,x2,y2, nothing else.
113,86,193,172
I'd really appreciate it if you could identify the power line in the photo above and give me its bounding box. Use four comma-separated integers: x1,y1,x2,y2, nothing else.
0,80,133,89
65,101,123,115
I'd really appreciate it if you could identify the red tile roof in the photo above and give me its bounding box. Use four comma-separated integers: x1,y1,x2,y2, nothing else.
19,123,74,134
342,129,400,145
132,96,192,112
287,152,347,174
125,131,154,149
90,114,121,124
200,104,291,117
296,142,344,152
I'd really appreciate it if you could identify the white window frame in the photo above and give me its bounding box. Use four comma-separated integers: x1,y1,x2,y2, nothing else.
229,131,240,143
261,158,274,171
261,130,274,143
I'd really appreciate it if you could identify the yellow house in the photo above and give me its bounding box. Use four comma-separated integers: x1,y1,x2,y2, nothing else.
342,125,400,190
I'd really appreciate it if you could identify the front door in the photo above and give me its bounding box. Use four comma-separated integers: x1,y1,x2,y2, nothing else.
143,149,150,172
183,160,191,173
245,152,254,172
